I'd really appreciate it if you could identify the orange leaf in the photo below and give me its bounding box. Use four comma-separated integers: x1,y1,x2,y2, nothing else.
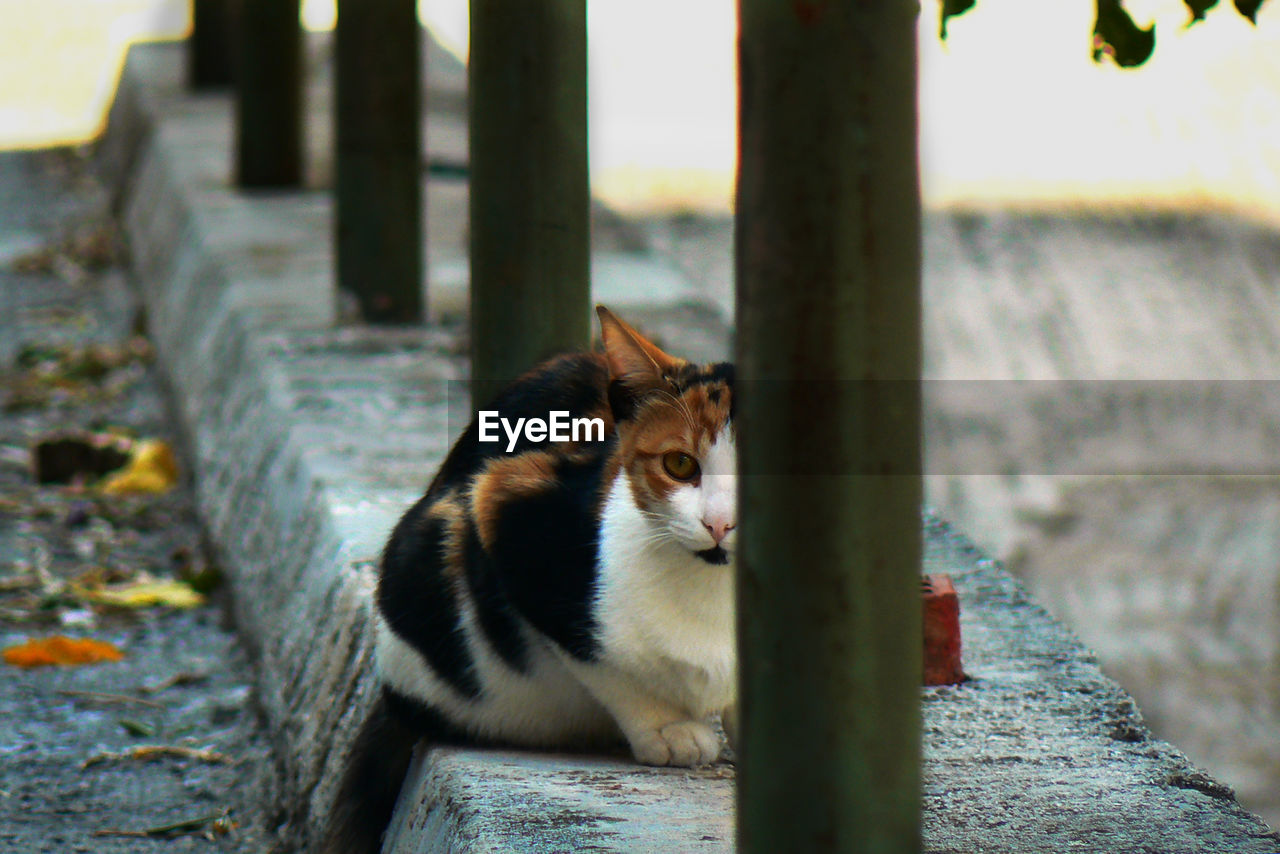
2,635,125,668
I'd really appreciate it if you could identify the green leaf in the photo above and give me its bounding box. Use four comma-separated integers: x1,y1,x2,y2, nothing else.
1184,0,1219,24
1234,0,1265,23
1093,0,1156,68
940,0,977,39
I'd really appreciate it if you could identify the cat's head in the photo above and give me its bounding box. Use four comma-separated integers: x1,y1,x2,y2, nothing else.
597,306,736,565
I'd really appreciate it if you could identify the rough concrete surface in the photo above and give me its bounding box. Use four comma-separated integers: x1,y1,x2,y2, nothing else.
920,518,1278,853
102,34,1280,854
385,751,735,853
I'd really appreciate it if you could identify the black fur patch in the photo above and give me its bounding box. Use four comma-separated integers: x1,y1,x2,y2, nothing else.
607,378,638,423
487,452,605,661
695,546,730,565
318,691,419,854
383,687,473,745
462,521,529,672
378,503,482,698
673,361,735,391
673,362,735,418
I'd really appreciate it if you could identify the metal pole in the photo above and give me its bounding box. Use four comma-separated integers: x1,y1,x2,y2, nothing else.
468,0,590,400
189,0,235,89
735,0,922,851
236,0,303,187
335,0,423,323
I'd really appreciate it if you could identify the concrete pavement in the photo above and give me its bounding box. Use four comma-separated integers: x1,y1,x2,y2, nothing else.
0,150,273,852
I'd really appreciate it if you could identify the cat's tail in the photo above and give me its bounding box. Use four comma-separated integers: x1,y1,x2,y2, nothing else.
318,690,419,854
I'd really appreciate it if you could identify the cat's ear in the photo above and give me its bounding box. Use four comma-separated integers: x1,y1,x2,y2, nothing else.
596,305,680,386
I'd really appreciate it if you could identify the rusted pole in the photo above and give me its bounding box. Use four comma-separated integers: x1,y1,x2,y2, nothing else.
335,0,423,323
236,0,303,187
189,0,235,89
735,0,923,852
468,0,590,399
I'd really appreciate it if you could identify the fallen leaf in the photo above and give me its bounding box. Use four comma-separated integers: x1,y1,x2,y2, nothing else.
93,809,235,840
98,439,179,495
57,689,165,709
2,635,124,668
119,718,156,738
81,744,235,769
78,578,204,610
138,671,210,694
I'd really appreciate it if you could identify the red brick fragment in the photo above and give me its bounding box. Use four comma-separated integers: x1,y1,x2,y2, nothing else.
922,574,965,686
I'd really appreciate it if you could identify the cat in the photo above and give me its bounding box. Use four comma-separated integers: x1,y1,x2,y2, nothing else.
321,306,738,853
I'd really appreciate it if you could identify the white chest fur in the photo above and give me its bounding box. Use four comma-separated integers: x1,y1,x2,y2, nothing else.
594,473,737,716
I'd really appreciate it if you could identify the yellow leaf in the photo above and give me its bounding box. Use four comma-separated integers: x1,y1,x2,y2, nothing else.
98,439,179,495
81,745,235,770
3,635,125,668
81,579,205,610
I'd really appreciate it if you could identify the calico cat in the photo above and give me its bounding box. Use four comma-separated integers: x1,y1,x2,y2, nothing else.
322,306,737,853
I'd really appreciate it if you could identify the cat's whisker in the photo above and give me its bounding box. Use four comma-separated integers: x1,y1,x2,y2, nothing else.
628,526,676,547
650,389,697,433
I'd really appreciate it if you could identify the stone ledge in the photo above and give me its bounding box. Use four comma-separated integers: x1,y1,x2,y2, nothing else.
104,38,1280,854
385,751,735,853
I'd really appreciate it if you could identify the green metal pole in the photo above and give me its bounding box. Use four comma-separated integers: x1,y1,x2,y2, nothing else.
189,0,235,90
335,0,423,323
468,0,590,400
236,0,302,187
735,1,922,852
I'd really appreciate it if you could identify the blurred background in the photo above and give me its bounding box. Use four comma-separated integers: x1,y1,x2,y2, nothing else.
7,0,1280,217
5,0,1280,829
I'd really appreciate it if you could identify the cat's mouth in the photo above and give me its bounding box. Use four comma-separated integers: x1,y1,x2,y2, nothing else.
694,546,730,566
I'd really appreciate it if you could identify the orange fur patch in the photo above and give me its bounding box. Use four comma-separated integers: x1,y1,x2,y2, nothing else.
418,490,467,583
615,373,733,514
470,452,560,551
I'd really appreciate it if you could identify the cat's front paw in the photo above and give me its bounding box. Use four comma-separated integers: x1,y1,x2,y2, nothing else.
630,720,722,767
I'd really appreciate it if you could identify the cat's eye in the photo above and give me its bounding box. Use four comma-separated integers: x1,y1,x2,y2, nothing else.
662,451,700,481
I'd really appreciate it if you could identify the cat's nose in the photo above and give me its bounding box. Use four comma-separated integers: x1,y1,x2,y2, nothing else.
703,519,736,544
